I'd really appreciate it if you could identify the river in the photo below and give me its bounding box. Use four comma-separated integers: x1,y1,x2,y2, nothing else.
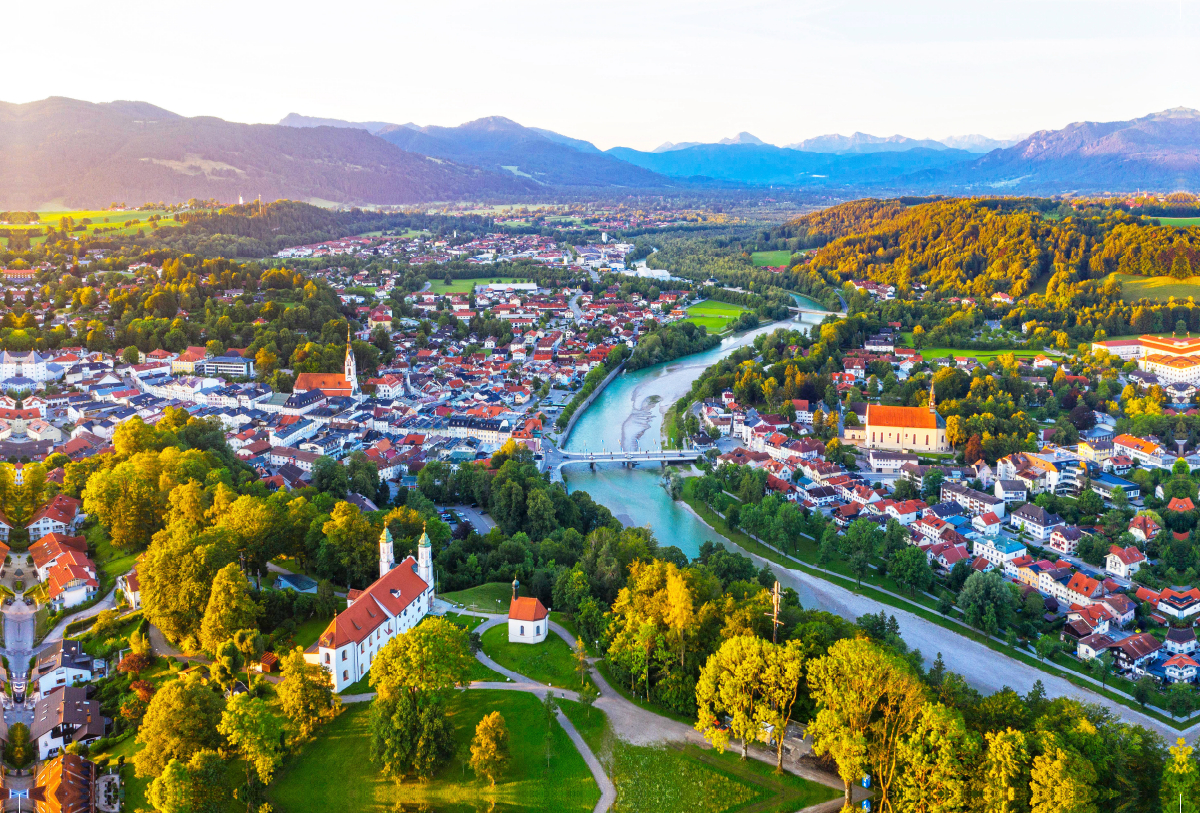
561,293,829,557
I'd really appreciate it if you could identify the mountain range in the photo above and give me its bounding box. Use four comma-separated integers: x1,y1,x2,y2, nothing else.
4,97,1200,208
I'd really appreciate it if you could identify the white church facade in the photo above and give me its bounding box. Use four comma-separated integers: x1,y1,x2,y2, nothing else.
308,526,434,693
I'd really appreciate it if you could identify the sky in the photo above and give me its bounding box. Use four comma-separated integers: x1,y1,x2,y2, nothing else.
7,0,1200,151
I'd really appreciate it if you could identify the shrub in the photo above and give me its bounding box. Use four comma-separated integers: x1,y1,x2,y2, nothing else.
117,653,151,675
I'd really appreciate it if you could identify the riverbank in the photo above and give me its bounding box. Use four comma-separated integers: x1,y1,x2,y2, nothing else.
674,485,1200,734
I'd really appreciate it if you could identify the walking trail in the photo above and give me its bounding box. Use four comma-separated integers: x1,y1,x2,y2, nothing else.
348,606,857,813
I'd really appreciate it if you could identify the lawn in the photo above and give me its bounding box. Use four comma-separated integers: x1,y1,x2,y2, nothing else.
750,250,791,267
558,700,839,813
1108,272,1200,303
442,581,516,613
88,522,137,594
480,624,586,690
269,690,600,812
0,209,179,248
427,276,529,295
684,301,748,334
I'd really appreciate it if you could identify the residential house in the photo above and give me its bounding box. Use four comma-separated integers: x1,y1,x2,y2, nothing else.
1165,654,1199,684
34,640,98,697
31,686,106,760
1105,545,1147,579
1009,504,1063,542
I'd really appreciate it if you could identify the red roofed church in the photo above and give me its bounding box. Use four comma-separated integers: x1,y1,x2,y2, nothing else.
508,584,548,644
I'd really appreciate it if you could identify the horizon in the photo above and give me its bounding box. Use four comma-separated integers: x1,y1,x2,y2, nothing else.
7,0,1200,152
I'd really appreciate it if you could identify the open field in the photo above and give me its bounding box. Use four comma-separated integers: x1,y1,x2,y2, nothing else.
480,624,587,690
750,250,791,267
443,581,515,613
1,209,178,248
1108,272,1200,303
269,691,599,812
898,334,1037,361
427,276,529,295
1150,216,1200,227
559,700,838,813
684,301,748,333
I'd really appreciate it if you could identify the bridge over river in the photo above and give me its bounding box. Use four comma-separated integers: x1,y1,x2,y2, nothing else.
543,445,703,482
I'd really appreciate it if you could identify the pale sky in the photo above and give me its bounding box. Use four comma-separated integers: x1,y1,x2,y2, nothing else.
8,0,1200,151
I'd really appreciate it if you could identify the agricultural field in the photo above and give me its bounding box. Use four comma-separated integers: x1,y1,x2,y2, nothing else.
269,692,600,812
683,301,748,333
427,276,530,295
1108,272,1200,303
750,250,791,267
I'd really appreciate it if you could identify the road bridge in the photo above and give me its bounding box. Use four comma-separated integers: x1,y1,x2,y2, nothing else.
543,445,703,482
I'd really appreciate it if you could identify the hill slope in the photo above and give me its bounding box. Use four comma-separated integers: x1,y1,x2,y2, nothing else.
0,97,537,208
375,116,670,187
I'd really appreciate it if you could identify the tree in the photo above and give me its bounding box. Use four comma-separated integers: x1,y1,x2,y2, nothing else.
1035,635,1059,663
896,702,980,813
978,728,1030,813
134,674,225,777
219,694,285,787
578,680,600,718
210,639,244,692
889,545,933,597
187,750,229,813
1030,741,1098,813
695,635,769,760
4,722,31,768
369,617,473,700
964,434,983,465
199,563,261,654
148,759,194,813
958,571,1014,633
469,711,510,786
277,647,338,740
1133,675,1155,709
807,638,926,809
370,692,456,780
755,640,806,771
1161,737,1200,813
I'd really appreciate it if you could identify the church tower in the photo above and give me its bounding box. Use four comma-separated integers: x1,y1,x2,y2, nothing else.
929,382,937,413
417,526,434,593
379,527,394,579
345,325,360,398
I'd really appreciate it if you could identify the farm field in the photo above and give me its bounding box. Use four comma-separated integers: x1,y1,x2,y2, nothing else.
269,692,600,812
427,275,530,295
1108,272,1200,303
1,209,178,248
750,250,791,267
683,300,748,333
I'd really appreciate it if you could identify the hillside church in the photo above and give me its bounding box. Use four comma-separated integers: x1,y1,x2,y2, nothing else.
862,389,950,454
308,527,434,693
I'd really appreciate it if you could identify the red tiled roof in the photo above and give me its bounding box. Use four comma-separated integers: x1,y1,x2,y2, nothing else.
509,596,548,622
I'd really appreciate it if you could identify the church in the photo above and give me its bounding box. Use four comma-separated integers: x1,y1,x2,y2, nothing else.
308,527,434,693
293,326,363,400
863,389,950,454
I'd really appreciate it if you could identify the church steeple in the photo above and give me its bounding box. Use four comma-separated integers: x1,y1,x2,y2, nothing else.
417,523,434,594
344,324,360,397
929,381,937,413
379,527,394,578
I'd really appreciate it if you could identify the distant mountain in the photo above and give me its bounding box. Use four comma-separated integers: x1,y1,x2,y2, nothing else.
606,142,974,186
527,127,603,154
718,132,767,146
938,134,1024,152
958,107,1200,191
277,113,410,135
787,132,950,154
375,116,670,187
652,141,702,153
0,97,536,209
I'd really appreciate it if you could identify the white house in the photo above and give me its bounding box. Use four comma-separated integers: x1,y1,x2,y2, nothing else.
1165,654,1199,684
972,536,1027,567
117,568,141,610
31,686,105,760
34,640,97,697
508,595,549,644
309,527,434,693
1105,545,1147,579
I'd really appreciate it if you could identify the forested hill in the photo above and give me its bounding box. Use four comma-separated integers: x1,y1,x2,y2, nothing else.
773,197,1200,300
0,97,538,209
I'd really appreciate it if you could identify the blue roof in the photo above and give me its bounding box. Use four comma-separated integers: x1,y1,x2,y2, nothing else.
991,538,1027,554
275,573,318,592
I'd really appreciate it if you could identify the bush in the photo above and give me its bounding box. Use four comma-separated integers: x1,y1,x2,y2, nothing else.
117,653,151,675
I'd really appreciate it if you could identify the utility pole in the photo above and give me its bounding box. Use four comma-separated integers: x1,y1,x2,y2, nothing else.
765,581,783,644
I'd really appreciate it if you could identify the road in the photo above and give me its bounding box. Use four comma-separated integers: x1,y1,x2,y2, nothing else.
447,504,497,534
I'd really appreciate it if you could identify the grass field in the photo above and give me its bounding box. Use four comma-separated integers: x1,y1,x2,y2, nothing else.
443,581,516,613
1108,272,1200,303
684,301,748,333
427,276,529,295
750,250,791,267
269,691,600,812
558,701,838,813
897,334,1034,361
1150,217,1200,227
480,624,586,690
1,209,178,248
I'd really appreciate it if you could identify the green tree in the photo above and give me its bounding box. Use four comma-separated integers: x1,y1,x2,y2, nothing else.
218,694,285,786
469,711,510,785
369,691,455,780
276,647,338,740
134,674,225,777
210,639,244,692
978,728,1030,813
187,750,229,813
695,635,769,760
1161,737,1200,813
368,617,473,700
199,563,261,654
148,759,194,813
896,702,980,813
1030,740,1098,813
889,545,933,597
